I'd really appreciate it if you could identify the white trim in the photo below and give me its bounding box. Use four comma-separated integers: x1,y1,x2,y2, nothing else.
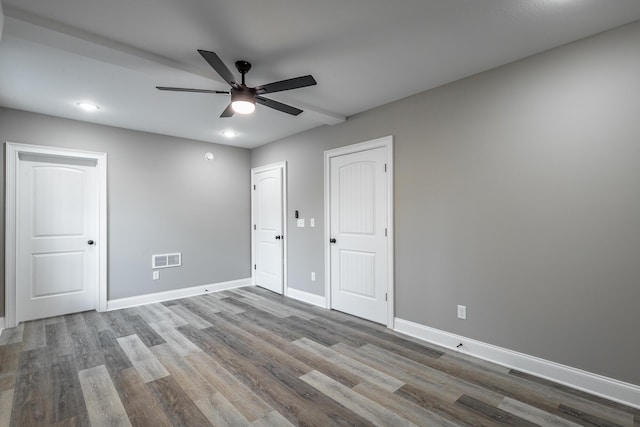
324,136,395,328
0,317,4,335
286,287,327,308
394,318,640,410
107,278,251,311
251,161,288,295
5,142,108,328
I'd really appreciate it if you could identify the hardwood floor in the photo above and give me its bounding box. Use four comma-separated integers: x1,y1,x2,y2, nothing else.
1,286,638,426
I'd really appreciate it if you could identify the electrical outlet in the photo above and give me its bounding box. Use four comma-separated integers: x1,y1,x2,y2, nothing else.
297,219,305,227
457,305,467,320
153,270,159,280
311,272,316,281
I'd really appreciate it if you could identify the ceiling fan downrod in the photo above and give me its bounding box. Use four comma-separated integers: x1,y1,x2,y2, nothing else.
235,61,251,86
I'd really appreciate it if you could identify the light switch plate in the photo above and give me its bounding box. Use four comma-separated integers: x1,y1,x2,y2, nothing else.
297,219,305,227
310,218,315,227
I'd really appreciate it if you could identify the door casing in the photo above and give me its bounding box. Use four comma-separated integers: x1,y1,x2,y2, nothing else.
324,136,394,328
251,161,287,294
5,142,108,328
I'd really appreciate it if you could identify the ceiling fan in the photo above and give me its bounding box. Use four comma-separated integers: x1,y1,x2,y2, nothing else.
156,50,317,117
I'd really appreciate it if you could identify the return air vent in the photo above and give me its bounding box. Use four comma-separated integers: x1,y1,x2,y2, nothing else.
152,253,182,269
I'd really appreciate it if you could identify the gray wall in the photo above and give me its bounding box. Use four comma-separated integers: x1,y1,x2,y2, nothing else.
0,108,251,310
252,21,640,385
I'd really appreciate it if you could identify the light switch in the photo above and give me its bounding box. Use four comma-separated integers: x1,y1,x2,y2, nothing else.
310,218,315,227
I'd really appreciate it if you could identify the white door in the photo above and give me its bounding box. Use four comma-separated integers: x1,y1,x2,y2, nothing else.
253,167,284,294
17,154,99,322
330,147,388,324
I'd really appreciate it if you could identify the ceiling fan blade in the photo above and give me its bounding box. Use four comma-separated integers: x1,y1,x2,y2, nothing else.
220,103,235,118
198,50,238,87
256,96,303,116
156,86,229,94
255,75,317,95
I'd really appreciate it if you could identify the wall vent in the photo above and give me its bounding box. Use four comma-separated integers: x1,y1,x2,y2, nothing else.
152,253,182,269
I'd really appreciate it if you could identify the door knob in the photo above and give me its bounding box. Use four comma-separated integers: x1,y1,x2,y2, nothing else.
275,235,281,240
88,240,95,245
330,238,337,244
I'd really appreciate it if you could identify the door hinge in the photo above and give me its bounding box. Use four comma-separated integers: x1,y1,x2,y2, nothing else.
384,163,387,172
385,293,388,301
385,228,388,237
254,224,256,230
254,264,257,270
253,184,256,190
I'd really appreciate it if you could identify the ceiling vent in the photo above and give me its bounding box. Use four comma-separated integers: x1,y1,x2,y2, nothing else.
152,253,182,269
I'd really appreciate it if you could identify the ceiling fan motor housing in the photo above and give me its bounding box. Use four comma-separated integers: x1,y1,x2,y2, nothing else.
231,86,256,102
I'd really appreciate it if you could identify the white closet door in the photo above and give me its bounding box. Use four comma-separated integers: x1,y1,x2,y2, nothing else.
17,155,99,321
330,146,388,324
254,167,284,294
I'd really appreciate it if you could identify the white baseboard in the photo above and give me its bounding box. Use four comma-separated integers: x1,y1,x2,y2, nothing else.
0,317,4,335
285,287,327,308
394,318,640,410
107,278,251,311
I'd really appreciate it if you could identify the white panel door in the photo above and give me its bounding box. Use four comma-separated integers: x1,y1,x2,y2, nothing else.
330,147,388,324
254,168,284,294
17,155,99,321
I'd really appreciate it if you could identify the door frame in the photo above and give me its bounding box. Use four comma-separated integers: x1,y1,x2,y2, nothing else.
251,161,288,294
324,136,394,328
5,142,108,328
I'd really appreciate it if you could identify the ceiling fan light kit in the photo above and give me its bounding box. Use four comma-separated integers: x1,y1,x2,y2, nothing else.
156,50,316,118
231,87,256,114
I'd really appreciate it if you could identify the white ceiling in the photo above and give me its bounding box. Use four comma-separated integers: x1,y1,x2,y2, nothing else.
1,0,640,149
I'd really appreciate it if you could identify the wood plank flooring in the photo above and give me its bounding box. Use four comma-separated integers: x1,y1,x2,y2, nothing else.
1,286,638,426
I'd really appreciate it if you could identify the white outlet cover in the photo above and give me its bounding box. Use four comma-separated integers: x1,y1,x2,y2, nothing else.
297,219,305,227
311,272,316,281
153,270,159,280
457,305,467,320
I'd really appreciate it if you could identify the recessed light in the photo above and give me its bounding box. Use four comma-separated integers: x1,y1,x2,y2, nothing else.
76,102,100,112
222,130,237,138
